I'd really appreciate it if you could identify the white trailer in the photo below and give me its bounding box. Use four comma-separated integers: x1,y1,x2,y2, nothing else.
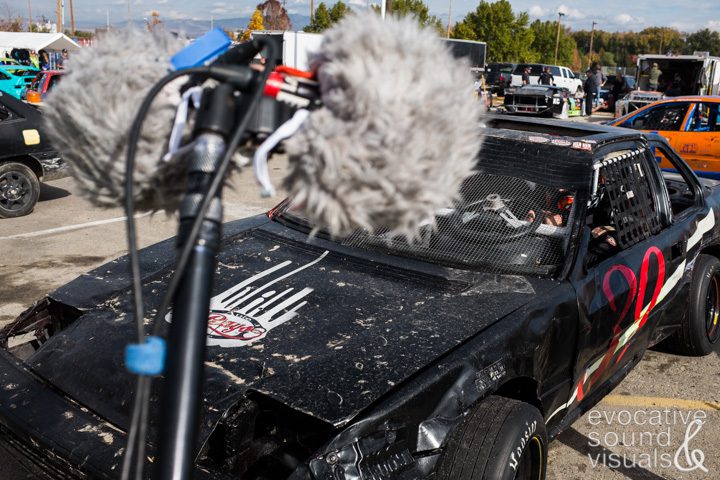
250,30,323,71
615,52,720,117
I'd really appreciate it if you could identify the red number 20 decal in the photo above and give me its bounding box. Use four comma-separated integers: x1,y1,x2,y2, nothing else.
577,246,665,402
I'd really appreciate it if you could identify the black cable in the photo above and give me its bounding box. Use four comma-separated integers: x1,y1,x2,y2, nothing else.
151,39,277,336
122,37,276,480
120,66,210,480
124,66,210,345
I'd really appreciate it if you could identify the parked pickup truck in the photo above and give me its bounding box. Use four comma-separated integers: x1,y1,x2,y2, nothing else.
509,63,583,92
0,116,718,480
0,90,65,217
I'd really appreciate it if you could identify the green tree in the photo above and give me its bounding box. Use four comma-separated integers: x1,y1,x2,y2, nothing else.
303,2,331,32
529,20,577,66
328,1,351,24
389,0,443,34
639,27,684,54
599,49,616,67
452,0,535,62
685,29,720,56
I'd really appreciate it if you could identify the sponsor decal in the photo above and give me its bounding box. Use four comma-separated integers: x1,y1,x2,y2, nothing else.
572,141,593,151
528,135,549,144
551,139,572,147
166,251,329,347
680,143,698,154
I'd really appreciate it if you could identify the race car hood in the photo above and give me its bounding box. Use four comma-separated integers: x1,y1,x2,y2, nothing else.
15,216,559,443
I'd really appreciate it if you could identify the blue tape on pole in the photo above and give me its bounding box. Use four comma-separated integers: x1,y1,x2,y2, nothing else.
171,28,232,71
125,336,167,376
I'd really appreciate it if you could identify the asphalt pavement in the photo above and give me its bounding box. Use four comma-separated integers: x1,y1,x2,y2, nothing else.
1,123,719,479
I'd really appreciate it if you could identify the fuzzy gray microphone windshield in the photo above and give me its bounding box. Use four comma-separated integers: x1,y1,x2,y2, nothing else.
283,13,482,239
44,14,482,240
43,29,187,212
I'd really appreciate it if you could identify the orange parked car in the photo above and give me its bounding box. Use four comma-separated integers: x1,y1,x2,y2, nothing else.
611,96,720,178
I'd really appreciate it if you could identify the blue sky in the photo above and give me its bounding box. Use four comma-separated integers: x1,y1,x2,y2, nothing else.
10,0,720,32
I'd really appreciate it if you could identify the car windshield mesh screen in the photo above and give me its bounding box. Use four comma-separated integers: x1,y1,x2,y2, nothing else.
280,137,590,275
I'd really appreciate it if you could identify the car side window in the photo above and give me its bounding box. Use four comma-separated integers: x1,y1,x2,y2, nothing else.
550,66,561,77
586,149,661,266
0,102,14,122
650,143,698,217
685,102,720,132
0,72,9,80
620,103,690,131
47,75,60,91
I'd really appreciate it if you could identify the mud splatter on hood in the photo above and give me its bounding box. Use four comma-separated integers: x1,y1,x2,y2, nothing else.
21,216,559,444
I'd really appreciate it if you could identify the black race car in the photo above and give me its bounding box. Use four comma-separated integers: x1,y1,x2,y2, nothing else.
1,117,719,480
0,91,65,218
503,85,584,118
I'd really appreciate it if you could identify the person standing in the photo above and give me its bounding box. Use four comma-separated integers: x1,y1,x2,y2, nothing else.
39,50,50,70
58,49,69,69
648,62,662,91
592,65,606,107
522,65,531,85
584,69,595,116
538,66,554,85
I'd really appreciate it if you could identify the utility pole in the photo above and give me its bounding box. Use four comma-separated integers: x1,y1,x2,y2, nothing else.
446,0,452,38
588,21,597,67
310,0,314,28
554,11,565,65
127,0,132,27
56,0,63,34
659,28,664,54
27,0,32,32
69,0,75,36
210,15,214,30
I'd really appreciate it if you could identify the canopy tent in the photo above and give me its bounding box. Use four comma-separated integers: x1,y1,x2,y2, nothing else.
0,32,80,53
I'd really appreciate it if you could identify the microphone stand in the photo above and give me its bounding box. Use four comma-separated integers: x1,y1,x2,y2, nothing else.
155,82,238,480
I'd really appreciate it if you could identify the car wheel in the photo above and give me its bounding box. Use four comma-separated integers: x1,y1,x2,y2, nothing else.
0,162,40,218
670,254,720,356
437,395,547,480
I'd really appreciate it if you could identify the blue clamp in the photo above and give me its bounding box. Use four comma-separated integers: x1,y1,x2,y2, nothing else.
171,28,232,71
125,336,167,376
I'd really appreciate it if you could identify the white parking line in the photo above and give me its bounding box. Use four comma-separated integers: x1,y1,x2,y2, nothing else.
0,213,151,240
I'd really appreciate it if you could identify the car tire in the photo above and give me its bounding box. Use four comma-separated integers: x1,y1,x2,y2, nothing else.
669,254,720,356
436,395,547,480
0,162,40,218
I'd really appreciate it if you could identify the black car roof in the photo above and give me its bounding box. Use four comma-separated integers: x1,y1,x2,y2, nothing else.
483,114,646,151
476,115,649,191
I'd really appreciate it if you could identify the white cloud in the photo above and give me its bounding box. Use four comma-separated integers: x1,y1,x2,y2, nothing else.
614,13,634,24
165,9,192,20
157,0,169,4
557,4,586,20
528,6,548,17
707,20,720,31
